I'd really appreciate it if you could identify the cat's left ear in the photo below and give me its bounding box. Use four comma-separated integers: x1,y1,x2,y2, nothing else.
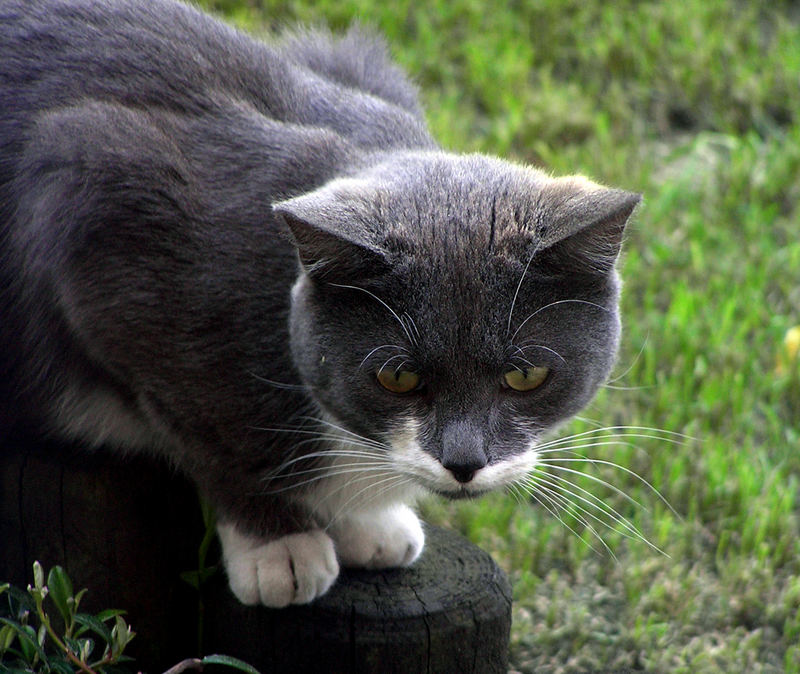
273,195,389,281
534,180,641,275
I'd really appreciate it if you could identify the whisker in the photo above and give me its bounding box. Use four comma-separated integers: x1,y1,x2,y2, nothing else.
265,458,391,482
377,353,410,374
606,333,649,385
534,481,621,561
536,479,620,560
519,479,607,557
527,470,665,555
246,427,389,456
505,248,538,337
359,344,409,370
509,342,568,365
534,425,692,450
323,472,410,526
307,416,394,447
403,312,422,344
262,463,395,496
355,475,417,516
329,283,417,346
263,446,388,474
515,482,565,529
259,445,389,485
537,458,678,515
535,440,643,455
511,299,611,343
286,435,386,450
506,349,538,371
573,415,612,429
505,481,526,507
247,370,306,391
534,460,646,510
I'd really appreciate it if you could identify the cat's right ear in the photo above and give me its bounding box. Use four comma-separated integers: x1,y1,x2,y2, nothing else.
273,200,390,282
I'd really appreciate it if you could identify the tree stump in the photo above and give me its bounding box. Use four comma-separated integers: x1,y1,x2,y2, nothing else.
0,434,512,673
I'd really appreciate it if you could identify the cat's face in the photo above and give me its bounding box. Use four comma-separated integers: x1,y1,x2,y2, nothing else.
276,153,639,498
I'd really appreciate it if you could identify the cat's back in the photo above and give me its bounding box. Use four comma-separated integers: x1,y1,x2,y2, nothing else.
0,0,254,112
0,0,432,150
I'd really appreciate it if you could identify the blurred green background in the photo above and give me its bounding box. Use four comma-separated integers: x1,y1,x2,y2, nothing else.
200,1,800,670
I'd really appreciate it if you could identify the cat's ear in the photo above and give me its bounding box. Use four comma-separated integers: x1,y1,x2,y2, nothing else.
273,197,390,281
533,179,641,275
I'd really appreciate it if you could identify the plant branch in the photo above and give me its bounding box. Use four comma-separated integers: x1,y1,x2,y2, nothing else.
162,657,205,674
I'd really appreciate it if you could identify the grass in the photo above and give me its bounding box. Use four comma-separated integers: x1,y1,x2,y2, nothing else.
200,1,800,670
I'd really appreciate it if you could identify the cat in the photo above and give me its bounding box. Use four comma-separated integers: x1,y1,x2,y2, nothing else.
0,0,640,608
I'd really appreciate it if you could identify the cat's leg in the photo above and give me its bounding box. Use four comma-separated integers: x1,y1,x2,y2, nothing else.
217,523,339,607
327,504,425,569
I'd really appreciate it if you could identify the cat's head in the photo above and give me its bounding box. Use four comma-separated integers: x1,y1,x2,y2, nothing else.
274,152,640,498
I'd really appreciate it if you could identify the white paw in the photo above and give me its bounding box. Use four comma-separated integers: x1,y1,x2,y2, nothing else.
217,523,339,607
328,504,425,569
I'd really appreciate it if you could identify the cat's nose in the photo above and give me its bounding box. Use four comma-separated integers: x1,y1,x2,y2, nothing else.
440,421,488,483
443,457,487,484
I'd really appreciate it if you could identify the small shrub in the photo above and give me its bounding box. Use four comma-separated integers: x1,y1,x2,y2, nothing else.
0,562,258,674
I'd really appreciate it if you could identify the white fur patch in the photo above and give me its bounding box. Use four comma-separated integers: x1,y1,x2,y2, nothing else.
328,503,424,569
296,415,424,525
390,419,540,495
217,522,339,607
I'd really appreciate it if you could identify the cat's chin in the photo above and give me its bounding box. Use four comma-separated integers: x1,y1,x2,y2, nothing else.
429,485,492,501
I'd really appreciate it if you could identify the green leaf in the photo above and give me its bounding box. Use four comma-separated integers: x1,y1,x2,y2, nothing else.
51,660,79,674
110,615,134,658
72,588,88,611
0,618,42,656
74,613,112,643
65,635,83,656
94,609,127,623
6,667,41,674
32,562,44,593
0,582,9,596
201,654,261,674
47,566,74,627
6,621,45,663
0,623,17,652
7,585,36,617
179,570,201,590
79,637,95,662
180,566,219,590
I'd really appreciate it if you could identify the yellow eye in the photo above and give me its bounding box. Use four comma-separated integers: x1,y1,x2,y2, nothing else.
503,366,549,392
377,368,421,394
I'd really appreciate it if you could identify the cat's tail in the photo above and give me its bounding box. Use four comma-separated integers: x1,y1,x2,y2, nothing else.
279,25,424,119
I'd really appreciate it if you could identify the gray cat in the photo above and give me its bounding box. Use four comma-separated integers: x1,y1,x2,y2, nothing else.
0,0,640,607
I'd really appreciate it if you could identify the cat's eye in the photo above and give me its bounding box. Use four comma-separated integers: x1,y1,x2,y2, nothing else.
503,366,549,392
377,368,421,394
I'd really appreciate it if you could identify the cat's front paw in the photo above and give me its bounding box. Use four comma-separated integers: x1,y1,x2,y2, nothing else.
329,504,425,569
217,524,339,607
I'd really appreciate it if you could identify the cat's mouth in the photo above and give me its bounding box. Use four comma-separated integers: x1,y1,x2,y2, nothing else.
415,474,494,500
434,485,490,501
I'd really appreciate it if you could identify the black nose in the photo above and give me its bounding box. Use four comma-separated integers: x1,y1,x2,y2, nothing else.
440,420,488,483
442,457,487,483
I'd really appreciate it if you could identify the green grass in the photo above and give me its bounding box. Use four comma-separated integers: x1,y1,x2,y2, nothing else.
200,1,800,670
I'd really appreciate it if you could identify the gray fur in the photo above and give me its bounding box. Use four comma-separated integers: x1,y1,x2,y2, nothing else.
0,0,639,536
